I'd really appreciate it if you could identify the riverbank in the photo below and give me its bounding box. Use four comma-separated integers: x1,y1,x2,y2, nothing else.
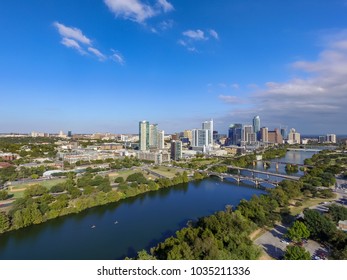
0,169,208,235
131,149,346,260
0,177,266,259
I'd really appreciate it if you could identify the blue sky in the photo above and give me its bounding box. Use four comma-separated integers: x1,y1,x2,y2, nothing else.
1,0,347,134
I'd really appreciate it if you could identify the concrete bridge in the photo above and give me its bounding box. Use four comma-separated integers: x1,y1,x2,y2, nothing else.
226,165,301,181
252,160,312,170
287,148,321,152
207,171,279,189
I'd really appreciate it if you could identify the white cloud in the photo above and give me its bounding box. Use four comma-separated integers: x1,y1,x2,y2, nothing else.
183,29,206,40
88,47,107,61
209,29,219,40
54,21,124,65
61,38,86,54
218,30,347,133
104,0,174,23
54,22,91,45
159,20,174,31
157,0,174,12
219,95,244,104
177,39,187,47
179,28,219,51
111,51,125,65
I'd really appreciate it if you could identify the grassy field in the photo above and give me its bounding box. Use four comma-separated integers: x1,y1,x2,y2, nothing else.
148,166,184,178
289,196,335,216
7,178,67,199
108,168,143,180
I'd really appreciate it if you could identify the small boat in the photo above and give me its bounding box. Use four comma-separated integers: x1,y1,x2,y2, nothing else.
91,225,96,229
114,221,118,224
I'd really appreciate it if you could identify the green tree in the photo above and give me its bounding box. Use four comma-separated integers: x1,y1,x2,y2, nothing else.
286,221,310,242
284,245,311,260
0,212,10,233
114,177,124,183
303,209,336,240
136,249,157,260
24,184,48,197
0,190,8,200
328,204,347,223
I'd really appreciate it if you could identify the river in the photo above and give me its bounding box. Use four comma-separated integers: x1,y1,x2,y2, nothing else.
0,150,317,260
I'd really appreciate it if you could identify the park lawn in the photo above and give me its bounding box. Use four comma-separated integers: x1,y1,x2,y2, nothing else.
149,166,183,178
108,168,142,180
7,178,67,199
289,196,334,216
9,179,66,190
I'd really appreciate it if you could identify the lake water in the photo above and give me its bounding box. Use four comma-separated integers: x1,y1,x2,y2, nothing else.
0,178,265,259
0,150,316,260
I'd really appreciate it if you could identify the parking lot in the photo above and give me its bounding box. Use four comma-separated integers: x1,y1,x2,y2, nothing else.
254,224,326,259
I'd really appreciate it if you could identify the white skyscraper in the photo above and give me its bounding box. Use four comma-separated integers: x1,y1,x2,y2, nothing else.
202,119,213,145
192,129,209,147
287,128,301,144
157,130,165,150
149,124,158,149
326,134,336,143
139,121,149,151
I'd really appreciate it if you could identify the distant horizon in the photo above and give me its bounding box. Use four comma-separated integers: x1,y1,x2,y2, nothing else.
1,0,347,134
0,131,346,138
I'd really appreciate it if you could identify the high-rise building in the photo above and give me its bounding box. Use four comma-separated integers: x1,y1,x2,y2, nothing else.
67,131,72,138
268,128,283,144
192,129,209,147
260,127,269,143
242,125,253,145
253,116,260,133
139,121,149,151
157,130,165,150
326,134,336,143
171,140,182,161
227,124,242,146
287,128,301,144
202,119,213,145
319,136,326,143
149,124,158,149
280,128,287,140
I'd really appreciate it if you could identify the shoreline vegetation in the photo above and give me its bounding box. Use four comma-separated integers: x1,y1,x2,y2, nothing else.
1,146,346,259
0,164,208,235
129,149,347,260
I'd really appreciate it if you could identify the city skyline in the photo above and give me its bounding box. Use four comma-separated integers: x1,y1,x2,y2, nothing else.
1,0,347,134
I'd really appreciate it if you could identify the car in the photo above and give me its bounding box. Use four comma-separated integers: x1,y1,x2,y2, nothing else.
280,239,290,245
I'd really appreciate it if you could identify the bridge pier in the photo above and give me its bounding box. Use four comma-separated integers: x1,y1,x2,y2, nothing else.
275,162,279,171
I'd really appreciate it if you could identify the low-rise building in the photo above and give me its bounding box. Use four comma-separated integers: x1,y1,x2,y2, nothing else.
0,153,18,161
338,220,347,232
136,151,170,165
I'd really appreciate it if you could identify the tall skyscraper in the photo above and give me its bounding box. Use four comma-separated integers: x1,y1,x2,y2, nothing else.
149,124,158,149
260,127,269,143
227,124,242,146
171,140,182,161
139,121,149,151
192,129,209,147
202,119,213,145
327,134,336,143
242,125,253,145
268,128,283,144
252,115,260,141
252,116,260,133
157,130,165,150
287,128,301,144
